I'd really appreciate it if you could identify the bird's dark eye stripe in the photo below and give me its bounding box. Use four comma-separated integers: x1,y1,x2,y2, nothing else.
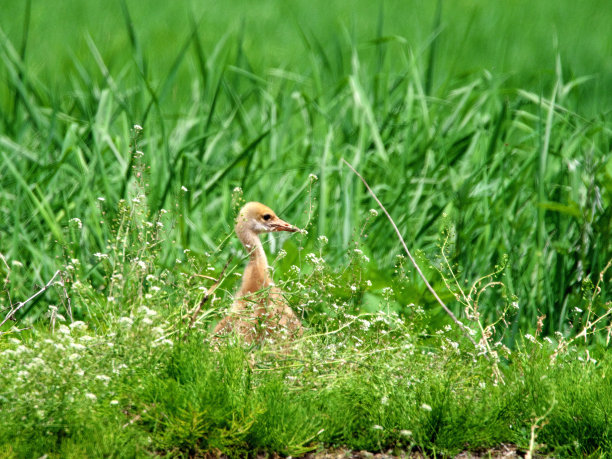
263,214,271,221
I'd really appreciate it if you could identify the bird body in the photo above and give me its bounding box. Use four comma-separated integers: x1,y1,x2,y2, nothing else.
214,202,302,343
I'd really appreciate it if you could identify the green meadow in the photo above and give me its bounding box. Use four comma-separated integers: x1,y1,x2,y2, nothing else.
1,1,611,457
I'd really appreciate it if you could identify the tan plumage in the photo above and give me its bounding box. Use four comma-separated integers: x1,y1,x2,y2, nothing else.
213,202,303,343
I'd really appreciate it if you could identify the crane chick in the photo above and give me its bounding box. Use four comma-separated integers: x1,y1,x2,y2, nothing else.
213,202,302,343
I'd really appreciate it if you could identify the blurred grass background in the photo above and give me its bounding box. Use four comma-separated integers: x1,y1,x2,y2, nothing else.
2,0,612,111
0,0,610,339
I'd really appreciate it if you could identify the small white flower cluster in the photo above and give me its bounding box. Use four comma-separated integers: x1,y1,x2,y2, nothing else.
353,248,370,263
441,338,460,354
305,252,325,271
69,217,82,229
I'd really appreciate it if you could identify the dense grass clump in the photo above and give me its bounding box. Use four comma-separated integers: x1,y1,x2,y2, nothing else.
0,188,609,457
1,1,611,457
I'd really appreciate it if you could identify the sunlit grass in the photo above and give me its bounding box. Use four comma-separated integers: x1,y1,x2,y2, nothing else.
0,1,611,456
1,174,610,457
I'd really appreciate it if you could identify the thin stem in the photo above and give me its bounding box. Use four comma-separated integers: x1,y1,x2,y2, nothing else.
0,270,60,328
342,158,476,347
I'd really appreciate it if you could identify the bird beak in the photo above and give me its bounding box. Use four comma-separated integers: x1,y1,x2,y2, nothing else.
269,218,299,233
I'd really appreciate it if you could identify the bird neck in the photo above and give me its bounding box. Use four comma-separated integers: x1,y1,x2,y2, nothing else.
237,227,271,296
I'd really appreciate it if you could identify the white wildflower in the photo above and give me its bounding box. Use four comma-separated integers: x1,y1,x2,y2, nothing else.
139,306,157,316
308,173,318,182
96,375,111,384
369,209,379,217
118,317,133,326
133,124,143,131
181,186,188,192
318,235,328,245
28,357,45,368
69,218,82,228
421,403,432,411
85,393,97,402
70,321,87,330
372,425,384,431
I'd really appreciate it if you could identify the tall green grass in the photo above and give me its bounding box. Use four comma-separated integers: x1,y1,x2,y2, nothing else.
0,1,610,339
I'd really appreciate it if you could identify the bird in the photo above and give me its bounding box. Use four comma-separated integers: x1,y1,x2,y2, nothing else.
213,202,303,343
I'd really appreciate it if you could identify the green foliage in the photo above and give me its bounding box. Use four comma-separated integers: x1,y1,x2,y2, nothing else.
0,1,611,457
0,0,611,336
0,189,610,456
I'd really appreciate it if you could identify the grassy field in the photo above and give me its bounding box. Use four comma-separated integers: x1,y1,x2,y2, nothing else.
1,1,611,457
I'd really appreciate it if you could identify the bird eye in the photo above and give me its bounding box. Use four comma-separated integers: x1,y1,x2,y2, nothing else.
262,214,271,221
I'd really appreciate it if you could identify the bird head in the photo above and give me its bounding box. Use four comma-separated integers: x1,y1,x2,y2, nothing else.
235,202,299,235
